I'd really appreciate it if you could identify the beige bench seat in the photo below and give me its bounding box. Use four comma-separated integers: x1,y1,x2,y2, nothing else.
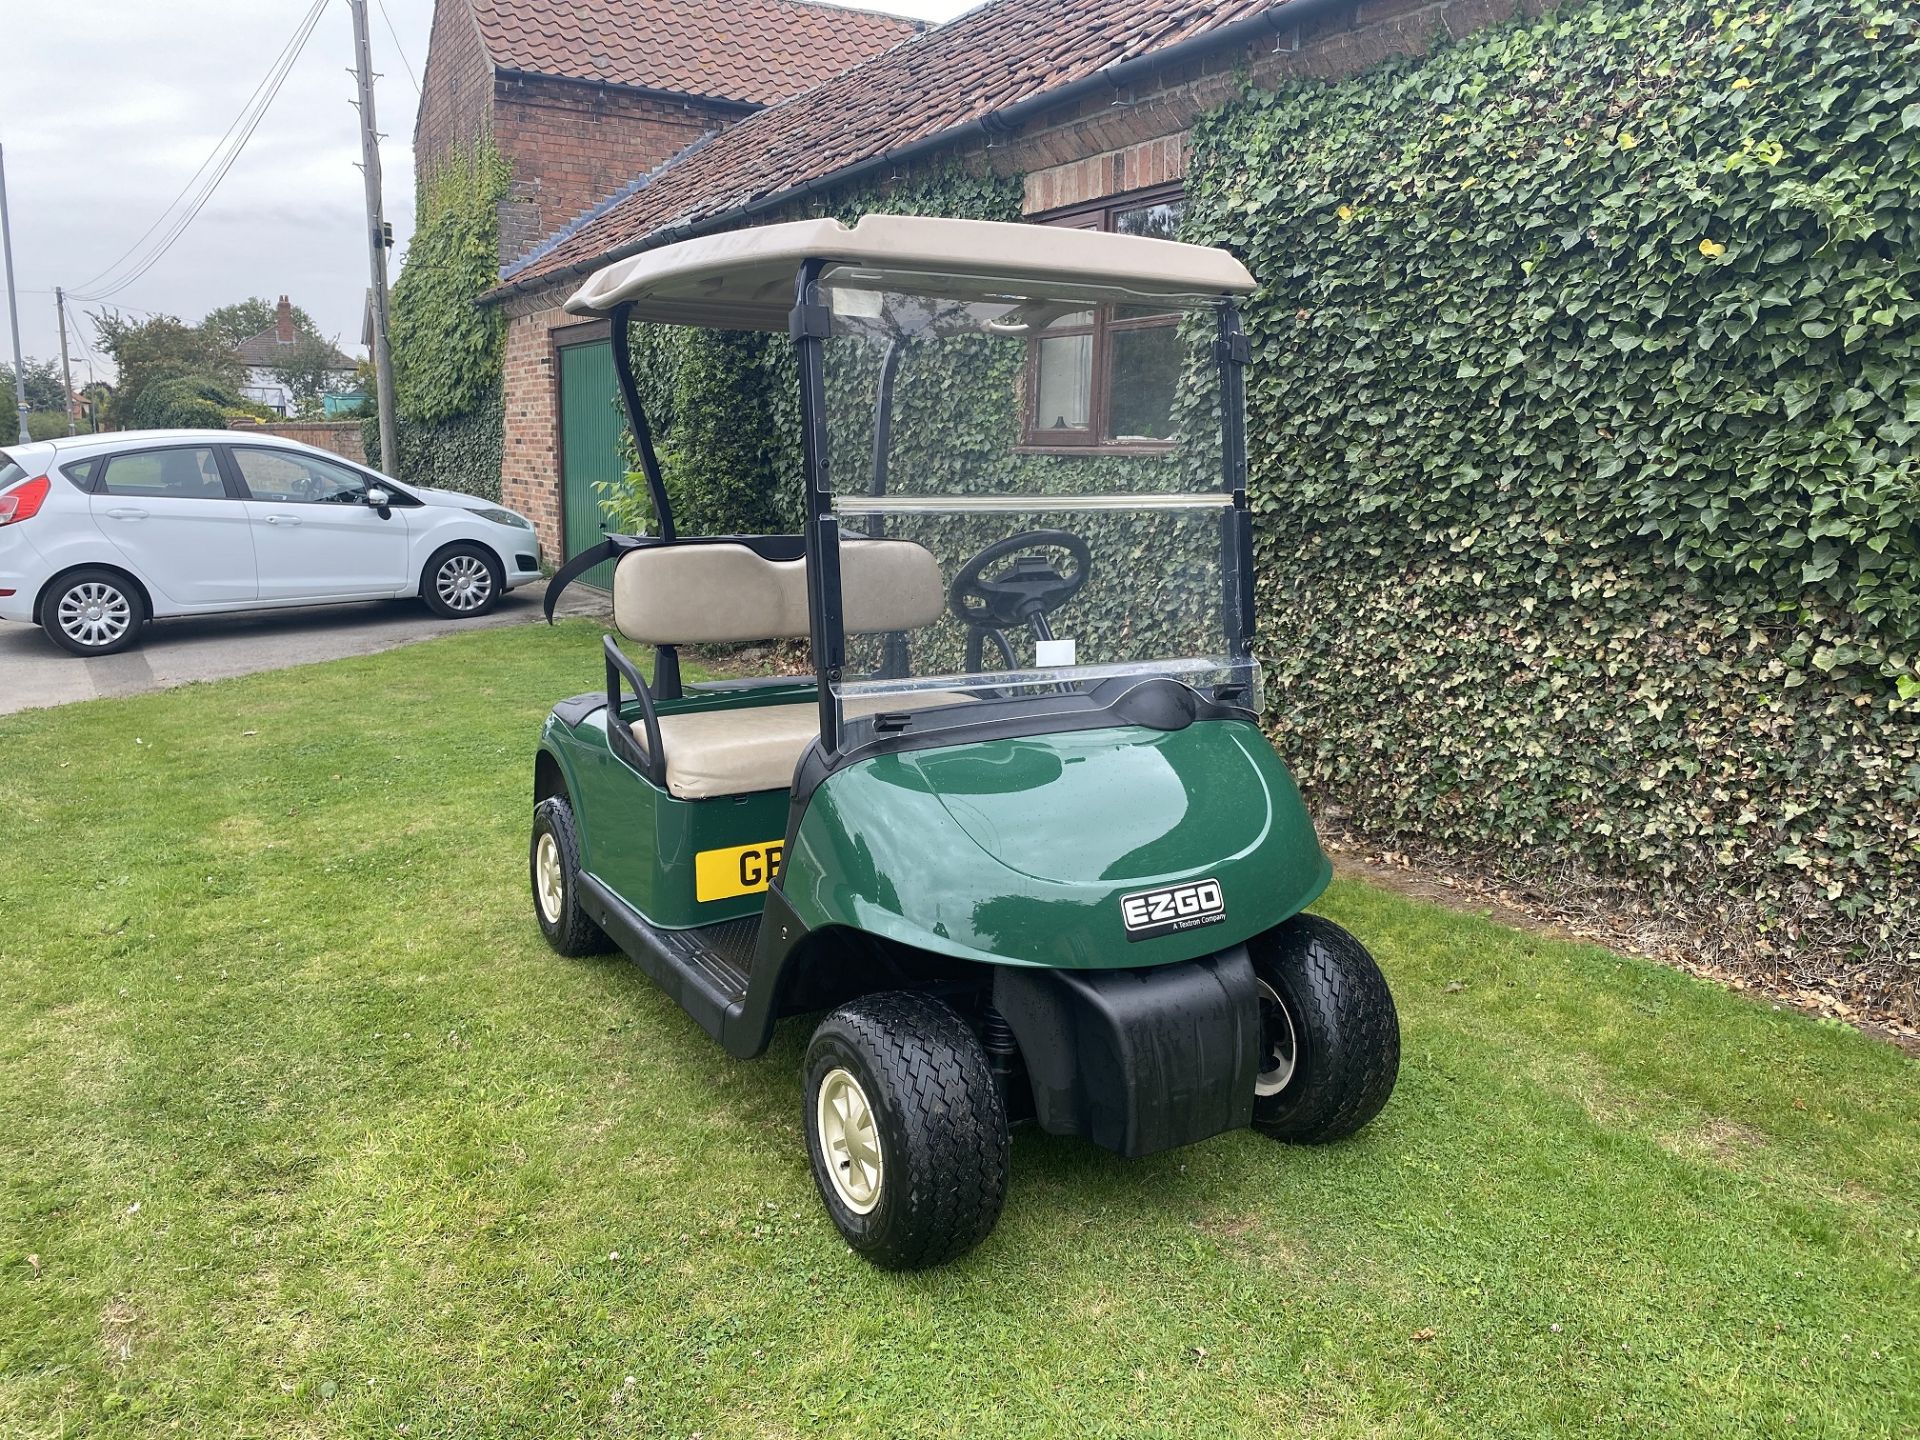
644,691,971,799
612,537,959,798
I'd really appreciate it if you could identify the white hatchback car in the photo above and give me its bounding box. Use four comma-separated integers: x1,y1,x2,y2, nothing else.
0,430,542,656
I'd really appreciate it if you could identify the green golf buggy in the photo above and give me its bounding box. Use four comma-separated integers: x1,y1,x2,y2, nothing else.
531,215,1399,1268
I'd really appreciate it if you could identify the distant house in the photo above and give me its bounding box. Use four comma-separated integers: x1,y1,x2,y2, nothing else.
236,296,359,416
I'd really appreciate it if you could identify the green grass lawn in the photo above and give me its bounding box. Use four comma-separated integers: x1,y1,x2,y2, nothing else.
1,621,1915,1438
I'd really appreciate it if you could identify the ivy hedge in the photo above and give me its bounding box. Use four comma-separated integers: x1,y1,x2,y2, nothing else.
382,141,510,496
363,384,503,503
1186,0,1919,1009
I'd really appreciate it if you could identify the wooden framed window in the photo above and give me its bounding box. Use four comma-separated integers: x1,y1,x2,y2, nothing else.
1022,185,1187,453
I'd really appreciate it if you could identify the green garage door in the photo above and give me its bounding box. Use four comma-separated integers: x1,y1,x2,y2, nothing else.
558,340,624,591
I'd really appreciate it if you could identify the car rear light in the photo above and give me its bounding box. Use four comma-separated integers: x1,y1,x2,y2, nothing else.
0,476,51,526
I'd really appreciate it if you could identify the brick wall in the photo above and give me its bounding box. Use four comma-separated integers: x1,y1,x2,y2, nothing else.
500,305,565,563
492,76,741,266
226,419,368,467
492,0,1544,550
414,0,493,184
1009,0,1541,215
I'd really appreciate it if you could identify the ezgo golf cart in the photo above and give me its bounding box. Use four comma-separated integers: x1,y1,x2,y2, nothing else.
531,216,1399,1268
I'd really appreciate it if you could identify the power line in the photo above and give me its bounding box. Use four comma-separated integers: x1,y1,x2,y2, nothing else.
375,0,421,94
67,10,307,298
70,0,329,303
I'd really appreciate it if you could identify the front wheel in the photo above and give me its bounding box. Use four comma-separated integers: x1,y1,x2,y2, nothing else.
1248,914,1399,1144
530,797,611,957
422,543,503,619
803,992,1010,1269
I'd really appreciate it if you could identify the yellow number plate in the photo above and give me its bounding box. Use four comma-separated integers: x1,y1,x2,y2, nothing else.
694,839,785,903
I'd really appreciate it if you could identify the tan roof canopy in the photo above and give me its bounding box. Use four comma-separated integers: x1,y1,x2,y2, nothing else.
563,215,1257,330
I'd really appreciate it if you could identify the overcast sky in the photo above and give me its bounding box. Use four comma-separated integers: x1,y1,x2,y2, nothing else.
1,0,976,384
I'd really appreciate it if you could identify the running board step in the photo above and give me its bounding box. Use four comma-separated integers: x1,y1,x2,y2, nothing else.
577,874,758,1042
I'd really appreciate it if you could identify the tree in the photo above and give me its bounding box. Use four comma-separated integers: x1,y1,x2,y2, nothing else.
123,375,249,431
0,357,68,414
201,297,321,348
266,332,355,418
92,311,244,427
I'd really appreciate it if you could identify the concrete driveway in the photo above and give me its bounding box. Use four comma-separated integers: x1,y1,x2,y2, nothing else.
0,588,609,717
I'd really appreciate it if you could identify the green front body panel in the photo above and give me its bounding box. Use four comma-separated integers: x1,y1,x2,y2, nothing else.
539,701,795,929
781,718,1330,970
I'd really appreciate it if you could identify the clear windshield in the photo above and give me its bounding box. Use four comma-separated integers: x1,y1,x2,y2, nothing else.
814,266,1255,717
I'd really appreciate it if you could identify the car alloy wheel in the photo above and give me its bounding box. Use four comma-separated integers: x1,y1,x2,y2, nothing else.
815,1066,884,1215
436,553,493,613
1254,977,1298,1097
57,581,133,650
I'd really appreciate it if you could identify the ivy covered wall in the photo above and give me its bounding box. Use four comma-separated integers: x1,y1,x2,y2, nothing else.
370,141,511,499
1187,0,1918,1011
609,0,1918,1013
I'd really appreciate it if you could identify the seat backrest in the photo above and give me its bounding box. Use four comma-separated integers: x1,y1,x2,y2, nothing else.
159,449,223,497
613,539,944,647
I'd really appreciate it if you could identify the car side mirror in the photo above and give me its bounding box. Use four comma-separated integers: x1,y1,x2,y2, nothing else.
365,486,392,519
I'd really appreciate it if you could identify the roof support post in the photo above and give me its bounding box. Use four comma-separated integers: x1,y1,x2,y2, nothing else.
610,301,681,698
792,260,844,755
1216,304,1255,659
610,302,675,542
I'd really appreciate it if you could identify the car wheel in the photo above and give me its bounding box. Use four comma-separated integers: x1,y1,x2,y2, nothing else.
530,797,612,957
803,991,1010,1270
422,543,503,619
40,567,147,657
1248,914,1400,1144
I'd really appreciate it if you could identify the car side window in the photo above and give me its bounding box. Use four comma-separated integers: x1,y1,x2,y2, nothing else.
59,457,101,491
232,448,373,505
99,447,229,500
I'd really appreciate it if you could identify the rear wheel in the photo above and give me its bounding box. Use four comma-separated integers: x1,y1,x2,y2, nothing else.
1249,914,1399,1143
803,992,1009,1269
530,797,611,956
422,543,502,619
41,567,146,657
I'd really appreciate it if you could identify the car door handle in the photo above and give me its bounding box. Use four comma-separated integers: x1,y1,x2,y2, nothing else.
263,515,304,527
104,507,149,520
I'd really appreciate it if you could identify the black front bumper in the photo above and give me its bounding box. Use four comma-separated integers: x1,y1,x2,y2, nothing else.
992,946,1260,1158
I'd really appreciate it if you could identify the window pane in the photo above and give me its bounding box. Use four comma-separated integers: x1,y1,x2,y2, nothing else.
100,448,226,500
59,458,99,491
1112,199,1184,242
1107,324,1182,442
1035,332,1092,432
234,448,370,504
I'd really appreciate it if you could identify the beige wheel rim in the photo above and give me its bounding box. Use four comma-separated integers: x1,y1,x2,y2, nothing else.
535,831,565,924
816,1067,883,1214
1255,978,1298,1097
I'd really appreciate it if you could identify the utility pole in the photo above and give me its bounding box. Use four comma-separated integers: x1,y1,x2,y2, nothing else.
348,0,399,471
0,144,29,445
54,287,76,435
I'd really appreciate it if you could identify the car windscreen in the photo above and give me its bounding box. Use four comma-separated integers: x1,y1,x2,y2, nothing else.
0,455,24,489
814,268,1255,714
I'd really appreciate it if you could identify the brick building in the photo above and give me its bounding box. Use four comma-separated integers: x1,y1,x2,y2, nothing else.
415,0,926,266
460,0,1540,569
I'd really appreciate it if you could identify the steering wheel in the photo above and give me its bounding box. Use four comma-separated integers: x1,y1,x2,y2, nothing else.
948,529,1092,636
949,530,1092,683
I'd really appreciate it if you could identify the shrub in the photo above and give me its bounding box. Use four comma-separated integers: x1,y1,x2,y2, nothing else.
121,374,248,431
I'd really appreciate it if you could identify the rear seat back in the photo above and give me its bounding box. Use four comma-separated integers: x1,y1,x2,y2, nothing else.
613,539,945,647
